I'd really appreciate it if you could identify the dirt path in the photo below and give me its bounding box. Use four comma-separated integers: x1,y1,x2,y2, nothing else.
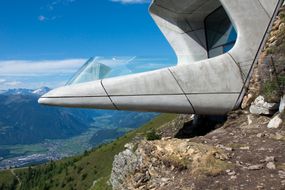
11,169,21,189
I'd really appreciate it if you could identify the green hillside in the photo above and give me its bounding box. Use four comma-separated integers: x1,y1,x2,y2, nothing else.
0,114,177,190
0,170,17,190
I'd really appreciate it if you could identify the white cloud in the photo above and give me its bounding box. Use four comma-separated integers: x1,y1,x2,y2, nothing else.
38,15,46,21
4,81,23,87
0,57,134,89
0,59,86,76
0,79,6,83
38,15,60,22
46,0,76,10
110,0,151,4
0,79,23,89
0,57,173,90
39,0,76,22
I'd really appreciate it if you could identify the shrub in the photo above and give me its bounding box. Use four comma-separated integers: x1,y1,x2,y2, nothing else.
146,130,161,141
81,173,88,180
261,79,280,102
77,166,83,174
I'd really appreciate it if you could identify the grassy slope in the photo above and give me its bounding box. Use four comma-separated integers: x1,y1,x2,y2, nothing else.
0,114,177,190
0,170,17,190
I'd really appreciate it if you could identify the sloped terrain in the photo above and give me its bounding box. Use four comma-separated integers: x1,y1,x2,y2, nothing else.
0,114,176,190
109,5,285,190
111,112,285,189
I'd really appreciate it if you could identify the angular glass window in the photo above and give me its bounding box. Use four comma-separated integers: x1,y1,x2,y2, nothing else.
66,58,111,85
66,57,175,85
205,7,237,58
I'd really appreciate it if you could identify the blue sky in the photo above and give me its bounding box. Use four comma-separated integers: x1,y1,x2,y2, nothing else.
0,0,176,90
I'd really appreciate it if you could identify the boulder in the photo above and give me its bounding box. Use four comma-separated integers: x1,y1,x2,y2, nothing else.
266,162,276,170
249,96,279,115
267,114,283,129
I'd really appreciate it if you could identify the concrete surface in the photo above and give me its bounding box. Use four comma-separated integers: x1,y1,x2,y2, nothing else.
39,0,284,115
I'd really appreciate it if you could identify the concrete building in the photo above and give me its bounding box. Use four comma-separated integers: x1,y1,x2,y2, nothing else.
39,0,284,115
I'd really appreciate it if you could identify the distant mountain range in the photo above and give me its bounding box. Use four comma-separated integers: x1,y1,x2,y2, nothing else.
0,87,96,145
2,87,50,96
0,87,157,146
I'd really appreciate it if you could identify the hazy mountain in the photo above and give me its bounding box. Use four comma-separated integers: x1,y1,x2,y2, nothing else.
0,90,96,145
0,87,157,146
32,87,51,96
3,87,51,96
3,88,34,96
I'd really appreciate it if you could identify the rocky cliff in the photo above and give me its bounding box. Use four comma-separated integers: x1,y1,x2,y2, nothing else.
110,6,285,190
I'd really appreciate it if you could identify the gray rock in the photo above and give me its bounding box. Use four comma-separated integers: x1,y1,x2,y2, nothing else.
266,162,276,170
216,144,233,151
110,145,139,190
230,175,237,180
267,114,283,129
240,146,250,150
279,170,285,179
247,164,264,170
161,178,170,182
124,143,134,150
265,156,275,162
250,96,279,115
226,170,236,176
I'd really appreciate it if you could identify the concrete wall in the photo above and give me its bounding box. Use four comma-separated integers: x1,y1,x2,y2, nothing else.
39,0,284,115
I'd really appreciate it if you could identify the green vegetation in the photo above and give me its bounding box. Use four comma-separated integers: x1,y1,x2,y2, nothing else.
0,170,18,190
146,129,161,141
260,58,284,102
0,114,177,190
263,7,285,102
261,79,281,102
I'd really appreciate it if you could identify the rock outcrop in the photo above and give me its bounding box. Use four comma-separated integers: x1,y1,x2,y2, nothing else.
110,143,138,190
111,139,231,190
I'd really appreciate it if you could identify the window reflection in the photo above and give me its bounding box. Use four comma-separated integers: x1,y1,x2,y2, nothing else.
205,7,237,58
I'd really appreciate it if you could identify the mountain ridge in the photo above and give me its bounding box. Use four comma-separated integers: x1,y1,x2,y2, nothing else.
0,87,157,146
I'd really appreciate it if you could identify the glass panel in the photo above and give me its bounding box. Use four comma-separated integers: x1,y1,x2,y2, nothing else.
66,58,111,85
66,57,176,85
208,47,223,58
223,42,235,52
205,7,237,58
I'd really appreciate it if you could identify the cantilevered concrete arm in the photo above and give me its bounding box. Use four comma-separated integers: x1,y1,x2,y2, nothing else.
39,0,284,115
